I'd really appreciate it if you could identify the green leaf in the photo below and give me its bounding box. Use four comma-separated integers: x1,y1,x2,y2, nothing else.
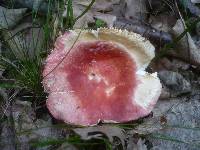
95,19,106,28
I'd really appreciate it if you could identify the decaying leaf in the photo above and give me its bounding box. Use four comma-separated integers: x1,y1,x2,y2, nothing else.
8,0,55,14
127,137,148,150
0,6,27,29
158,71,191,97
0,100,62,150
149,13,177,32
182,0,200,16
191,0,200,3
133,139,148,150
124,0,148,21
171,19,200,66
147,95,200,150
73,125,126,148
74,0,114,12
131,119,162,135
63,0,118,28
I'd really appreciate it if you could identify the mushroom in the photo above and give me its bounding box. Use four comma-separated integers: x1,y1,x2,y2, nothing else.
43,28,162,126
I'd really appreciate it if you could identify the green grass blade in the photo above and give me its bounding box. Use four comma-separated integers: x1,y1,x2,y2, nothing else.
0,83,19,88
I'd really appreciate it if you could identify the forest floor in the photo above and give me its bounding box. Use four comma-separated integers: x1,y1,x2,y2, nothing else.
0,0,200,150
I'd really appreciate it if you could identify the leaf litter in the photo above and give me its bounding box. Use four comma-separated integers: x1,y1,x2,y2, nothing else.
0,0,200,150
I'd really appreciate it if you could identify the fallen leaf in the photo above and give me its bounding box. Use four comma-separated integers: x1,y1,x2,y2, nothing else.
131,120,162,135
127,138,148,150
158,70,191,97
191,0,200,3
74,0,120,11
171,19,200,66
63,0,118,28
1,100,62,150
149,13,177,32
134,138,148,150
124,0,147,21
73,125,126,148
0,6,27,29
147,96,200,150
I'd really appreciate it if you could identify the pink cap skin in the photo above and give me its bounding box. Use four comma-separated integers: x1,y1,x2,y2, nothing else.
43,30,161,126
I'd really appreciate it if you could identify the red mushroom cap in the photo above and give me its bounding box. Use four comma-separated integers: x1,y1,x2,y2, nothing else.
43,28,162,126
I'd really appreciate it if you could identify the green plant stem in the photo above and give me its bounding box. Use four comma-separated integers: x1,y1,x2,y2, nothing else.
66,0,74,28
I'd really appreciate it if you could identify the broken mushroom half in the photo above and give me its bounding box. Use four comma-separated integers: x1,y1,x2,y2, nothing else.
42,28,162,126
